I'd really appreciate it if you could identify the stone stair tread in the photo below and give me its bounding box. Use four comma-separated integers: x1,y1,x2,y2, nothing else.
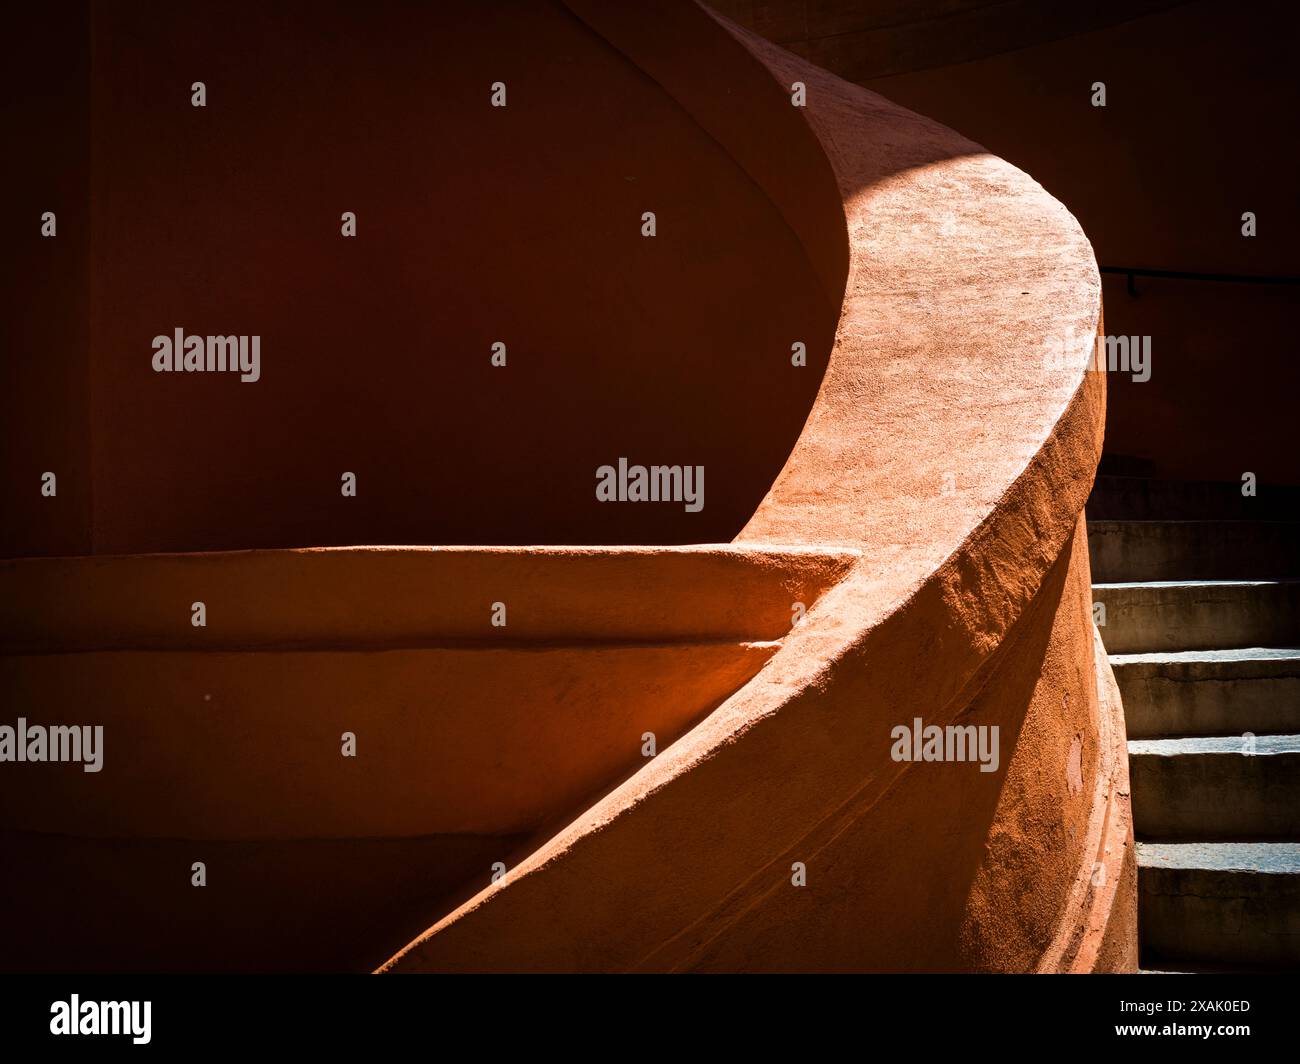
1136,841,1300,967
1137,840,1300,874
1094,579,1299,589
1129,734,1300,756
1110,647,1300,665
1128,737,1300,839
1108,646,1300,739
1091,580,1300,655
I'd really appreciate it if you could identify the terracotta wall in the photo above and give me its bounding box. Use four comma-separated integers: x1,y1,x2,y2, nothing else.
4,0,841,557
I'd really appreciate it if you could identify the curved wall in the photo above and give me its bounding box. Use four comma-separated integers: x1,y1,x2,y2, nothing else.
0,0,1136,973
383,4,1135,973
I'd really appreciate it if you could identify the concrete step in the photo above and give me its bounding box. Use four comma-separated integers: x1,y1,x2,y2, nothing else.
1137,841,1300,968
1088,475,1300,521
1129,734,1300,839
1087,520,1300,582
1111,648,1300,739
1094,579,1300,654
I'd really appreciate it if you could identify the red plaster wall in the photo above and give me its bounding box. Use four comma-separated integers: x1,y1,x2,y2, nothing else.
4,0,841,557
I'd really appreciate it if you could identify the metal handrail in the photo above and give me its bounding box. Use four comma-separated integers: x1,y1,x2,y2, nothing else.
1100,265,1300,296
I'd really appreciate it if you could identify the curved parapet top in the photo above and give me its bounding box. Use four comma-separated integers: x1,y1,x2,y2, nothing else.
385,1,1129,973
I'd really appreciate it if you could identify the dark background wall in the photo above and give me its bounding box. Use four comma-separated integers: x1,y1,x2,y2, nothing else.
3,0,839,556
1,1,92,558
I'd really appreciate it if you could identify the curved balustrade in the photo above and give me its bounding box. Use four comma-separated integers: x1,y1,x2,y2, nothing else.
0,0,1135,973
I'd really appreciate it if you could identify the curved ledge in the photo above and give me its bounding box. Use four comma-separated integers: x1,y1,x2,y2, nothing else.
0,544,857,653
0,544,853,840
383,3,1133,973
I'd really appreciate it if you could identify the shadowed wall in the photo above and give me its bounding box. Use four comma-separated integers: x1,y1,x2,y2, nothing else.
3,0,842,556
